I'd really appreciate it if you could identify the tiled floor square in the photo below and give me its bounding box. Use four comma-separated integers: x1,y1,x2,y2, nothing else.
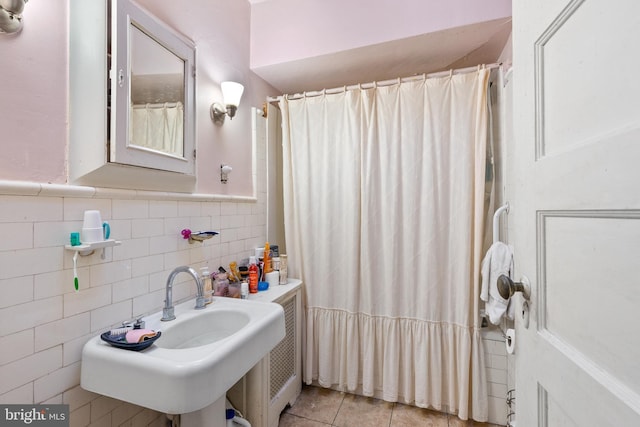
333,393,393,427
284,385,345,425
389,403,449,427
280,385,504,427
279,413,332,427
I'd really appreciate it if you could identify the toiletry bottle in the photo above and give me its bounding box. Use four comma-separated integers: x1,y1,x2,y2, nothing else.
263,242,272,275
228,280,240,298
226,409,251,427
248,256,259,293
201,267,213,304
213,270,229,297
279,254,288,285
241,281,249,299
229,261,241,283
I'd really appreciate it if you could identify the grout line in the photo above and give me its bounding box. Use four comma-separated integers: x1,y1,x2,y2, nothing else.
388,402,395,427
282,412,332,426
330,392,345,426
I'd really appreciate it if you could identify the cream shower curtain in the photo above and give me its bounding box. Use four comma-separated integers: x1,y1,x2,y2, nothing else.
130,102,184,155
280,69,490,421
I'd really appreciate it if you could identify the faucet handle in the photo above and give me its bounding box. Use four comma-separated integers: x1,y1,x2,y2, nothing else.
133,317,145,329
122,317,146,329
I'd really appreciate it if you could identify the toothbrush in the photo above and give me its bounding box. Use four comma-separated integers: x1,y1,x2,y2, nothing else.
73,251,79,291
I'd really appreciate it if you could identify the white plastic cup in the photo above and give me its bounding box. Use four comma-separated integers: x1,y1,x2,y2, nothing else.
81,227,104,243
82,210,102,229
81,210,110,243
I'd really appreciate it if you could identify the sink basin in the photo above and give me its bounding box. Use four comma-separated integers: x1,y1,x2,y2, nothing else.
80,297,285,414
156,309,250,349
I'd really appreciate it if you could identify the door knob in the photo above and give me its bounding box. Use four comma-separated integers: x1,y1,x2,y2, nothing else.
497,275,531,300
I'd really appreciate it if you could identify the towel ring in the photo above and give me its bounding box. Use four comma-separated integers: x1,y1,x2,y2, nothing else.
497,275,531,300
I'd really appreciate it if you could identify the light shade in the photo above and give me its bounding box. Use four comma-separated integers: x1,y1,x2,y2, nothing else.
0,0,27,34
211,81,245,124
221,81,244,107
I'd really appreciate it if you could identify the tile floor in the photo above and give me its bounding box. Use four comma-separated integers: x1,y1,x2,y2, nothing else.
279,385,503,427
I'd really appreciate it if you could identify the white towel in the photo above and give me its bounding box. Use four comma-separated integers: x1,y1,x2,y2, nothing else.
480,241,514,325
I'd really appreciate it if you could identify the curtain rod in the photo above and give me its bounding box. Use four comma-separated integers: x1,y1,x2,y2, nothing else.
267,62,502,103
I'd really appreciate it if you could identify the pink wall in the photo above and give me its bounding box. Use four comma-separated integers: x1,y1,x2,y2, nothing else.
250,0,512,68
0,0,510,193
0,0,68,183
0,0,276,196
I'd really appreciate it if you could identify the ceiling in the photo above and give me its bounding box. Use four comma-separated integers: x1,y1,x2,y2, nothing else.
251,17,512,96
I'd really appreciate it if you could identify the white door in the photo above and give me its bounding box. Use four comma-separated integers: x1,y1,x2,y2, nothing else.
510,0,640,425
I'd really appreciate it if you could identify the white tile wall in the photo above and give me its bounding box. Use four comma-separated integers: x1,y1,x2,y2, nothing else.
482,327,509,426
0,329,34,365
0,275,33,308
0,121,268,426
0,193,267,425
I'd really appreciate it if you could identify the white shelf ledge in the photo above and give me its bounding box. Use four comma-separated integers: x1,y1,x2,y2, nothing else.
65,239,121,255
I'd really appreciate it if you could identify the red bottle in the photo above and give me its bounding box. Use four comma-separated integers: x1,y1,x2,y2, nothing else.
248,256,259,293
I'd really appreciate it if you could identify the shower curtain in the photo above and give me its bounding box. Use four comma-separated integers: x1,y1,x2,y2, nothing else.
279,69,490,421
130,102,184,155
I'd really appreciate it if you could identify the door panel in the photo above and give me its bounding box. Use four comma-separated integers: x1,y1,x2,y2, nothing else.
542,213,640,392
537,0,640,158
511,0,640,425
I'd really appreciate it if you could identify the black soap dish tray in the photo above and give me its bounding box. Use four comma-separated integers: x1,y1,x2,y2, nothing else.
100,331,161,351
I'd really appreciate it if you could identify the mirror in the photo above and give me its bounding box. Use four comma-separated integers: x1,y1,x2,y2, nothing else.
69,0,196,191
129,25,185,157
109,0,195,175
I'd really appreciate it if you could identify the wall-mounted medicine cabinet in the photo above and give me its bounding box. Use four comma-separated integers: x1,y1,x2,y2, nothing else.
69,0,196,192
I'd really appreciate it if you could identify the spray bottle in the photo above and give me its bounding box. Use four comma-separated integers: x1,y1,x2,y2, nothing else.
226,409,251,427
248,256,259,294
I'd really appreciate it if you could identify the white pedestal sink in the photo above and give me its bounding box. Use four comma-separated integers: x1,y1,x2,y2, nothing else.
80,296,285,416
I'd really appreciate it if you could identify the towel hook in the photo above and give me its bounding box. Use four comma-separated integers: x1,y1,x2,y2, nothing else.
497,274,531,300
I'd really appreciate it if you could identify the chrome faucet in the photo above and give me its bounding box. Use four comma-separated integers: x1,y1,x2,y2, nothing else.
161,266,206,321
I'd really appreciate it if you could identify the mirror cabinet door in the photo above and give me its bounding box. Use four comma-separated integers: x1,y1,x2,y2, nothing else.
110,0,195,175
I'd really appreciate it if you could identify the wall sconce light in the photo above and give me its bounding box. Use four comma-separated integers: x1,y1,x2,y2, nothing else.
220,164,232,183
0,0,28,34
211,81,244,125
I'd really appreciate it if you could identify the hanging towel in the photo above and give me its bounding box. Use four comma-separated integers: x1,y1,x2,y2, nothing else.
480,241,514,325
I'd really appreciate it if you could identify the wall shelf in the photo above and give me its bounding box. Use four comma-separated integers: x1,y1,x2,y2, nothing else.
65,239,121,256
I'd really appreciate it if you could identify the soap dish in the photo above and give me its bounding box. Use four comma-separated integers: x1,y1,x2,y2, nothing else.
100,331,161,351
